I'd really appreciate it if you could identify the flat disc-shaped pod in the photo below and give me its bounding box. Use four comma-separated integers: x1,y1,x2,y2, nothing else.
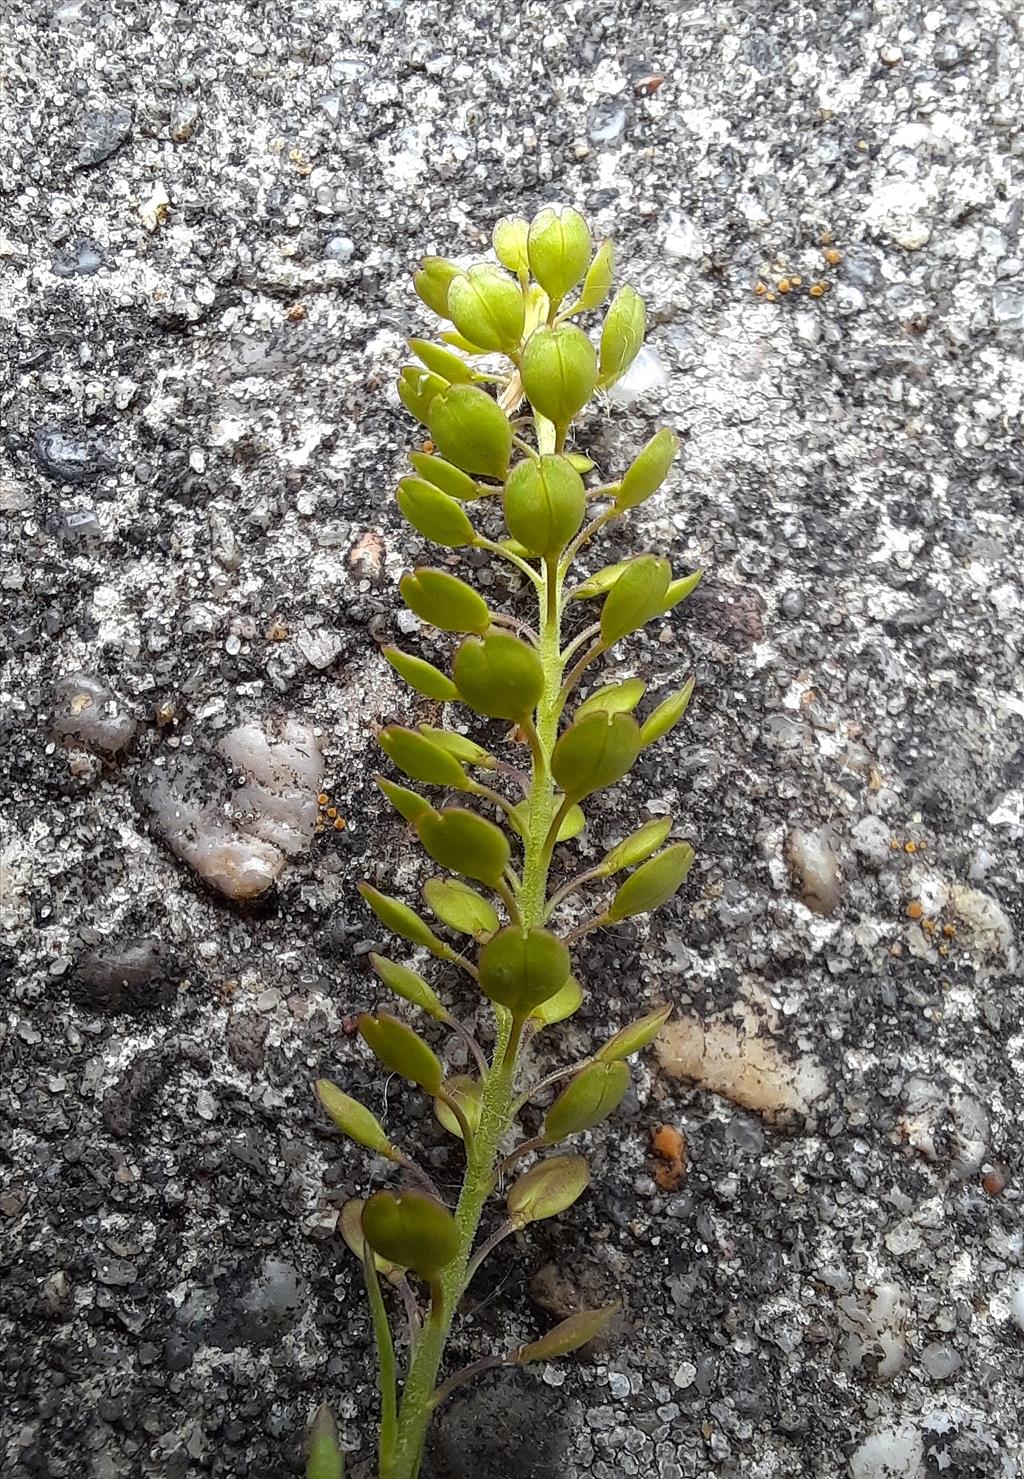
607,842,695,921
427,384,512,479
358,1012,444,1093
551,710,641,802
544,1060,630,1141
416,806,511,887
502,455,586,557
400,568,491,635
521,324,598,426
379,725,471,790
453,631,544,720
478,925,570,1015
422,877,499,939
599,554,671,645
361,1190,459,1280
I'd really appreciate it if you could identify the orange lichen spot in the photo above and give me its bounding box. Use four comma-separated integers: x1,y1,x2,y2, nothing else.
982,1167,1008,1196
819,229,834,246
942,923,956,939
651,1123,687,1190
317,793,330,807
777,278,792,294
889,838,903,850
904,840,918,854
809,281,830,298
326,806,338,819
287,303,306,323
333,817,346,832
421,439,435,454
921,917,936,934
937,942,950,957
906,900,924,920
266,621,289,641
824,248,842,266
790,275,803,287
754,281,768,297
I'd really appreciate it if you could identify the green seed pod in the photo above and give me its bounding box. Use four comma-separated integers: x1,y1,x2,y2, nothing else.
397,367,448,425
307,1403,345,1479
595,1004,673,1062
375,775,436,827
565,452,596,474
358,883,449,956
576,238,615,312
422,877,499,940
660,570,703,613
502,454,586,558
447,265,526,353
441,328,488,355
507,1154,591,1229
382,647,459,703
543,1060,630,1141
397,477,476,548
358,1012,444,1093
379,725,472,790
607,842,695,922
599,285,647,387
493,215,530,274
407,451,481,502
513,1304,619,1365
600,554,671,645
531,973,583,1027
615,428,679,511
478,925,571,1015
417,725,494,768
434,1074,483,1141
521,325,598,426
453,631,545,720
408,337,474,383
315,1080,400,1160
640,678,695,747
571,559,630,601
361,1190,459,1280
338,1199,405,1280
416,806,511,887
370,954,449,1022
527,205,592,305
427,384,512,479
574,677,647,721
414,256,463,317
551,711,642,802
598,815,673,876
400,567,491,634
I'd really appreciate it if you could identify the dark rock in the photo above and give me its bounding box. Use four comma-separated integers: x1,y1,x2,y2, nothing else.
71,936,179,1012
34,425,117,485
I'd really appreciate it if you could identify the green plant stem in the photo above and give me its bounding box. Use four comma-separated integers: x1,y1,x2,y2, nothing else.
363,1247,399,1475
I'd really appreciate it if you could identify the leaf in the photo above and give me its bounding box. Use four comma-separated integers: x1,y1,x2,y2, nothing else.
427,384,512,479
375,775,437,827
508,800,585,843
551,711,642,802
417,725,495,768
358,1012,444,1093
423,877,499,939
513,1304,619,1364
598,815,673,875
315,1080,399,1159
526,205,592,304
606,842,695,922
434,1074,483,1141
531,973,583,1026
595,1004,672,1062
407,451,481,502
447,265,525,353
575,238,615,312
383,646,459,703
370,954,449,1021
338,1199,405,1280
362,1190,459,1280
397,367,448,425
507,1155,591,1228
640,678,695,747
454,631,545,720
574,677,646,721
416,806,511,887
379,724,472,790
543,1060,630,1141
358,883,449,956
478,925,571,1015
571,559,630,601
521,324,598,426
615,428,679,511
397,477,476,547
600,554,672,645
307,1402,345,1479
400,567,491,635
413,255,463,316
408,337,474,384
599,285,646,387
502,454,586,557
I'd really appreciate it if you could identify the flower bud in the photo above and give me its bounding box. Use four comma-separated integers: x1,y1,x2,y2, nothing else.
416,806,511,887
599,286,647,387
595,1004,673,1062
640,677,695,747
361,1190,459,1280
598,816,673,876
427,384,512,479
447,265,526,352
414,256,463,317
408,337,474,383
527,205,592,304
502,454,586,557
407,451,481,502
521,325,598,426
513,1304,619,1364
493,215,530,274
307,1403,345,1479
315,1080,400,1160
615,428,679,511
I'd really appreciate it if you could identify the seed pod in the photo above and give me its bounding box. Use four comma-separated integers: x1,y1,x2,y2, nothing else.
513,1304,619,1364
521,324,598,426
615,428,679,511
361,1190,459,1280
370,954,449,1021
502,454,586,557
607,842,695,922
416,806,511,887
307,1403,345,1479
338,1199,405,1280
507,1155,591,1228
551,711,642,802
434,1074,483,1141
417,725,495,768
408,337,474,383
375,775,436,827
407,451,481,502
660,570,702,613
574,678,646,721
527,205,592,304
358,1012,444,1093
544,1060,630,1141
640,678,695,747
478,925,571,1015
400,568,491,634
358,883,449,956
397,367,448,425
447,265,526,353
531,973,583,1027
315,1080,400,1160
600,554,671,645
454,631,545,720
571,560,630,601
427,384,512,479
493,215,530,274
598,815,673,875
575,238,615,311
422,877,499,939
382,647,459,703
379,725,472,790
414,256,463,317
565,453,596,474
599,285,647,387
397,477,476,547
595,1004,672,1062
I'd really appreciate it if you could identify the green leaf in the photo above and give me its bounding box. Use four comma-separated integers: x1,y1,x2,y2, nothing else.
307,1402,345,1479
521,324,598,426
507,1154,591,1228
527,205,592,305
640,678,695,747
418,725,495,768
599,285,646,388
600,554,672,645
551,711,642,802
493,215,530,274
615,428,679,511
513,1303,619,1364
400,567,491,635
598,815,673,875
362,1190,459,1280
544,1060,630,1141
531,973,583,1026
397,367,448,425
407,452,481,502
574,677,646,721
370,953,449,1021
358,883,450,956
502,454,586,557
434,1074,483,1141
428,384,512,479
595,1004,673,1062
606,842,695,922
571,559,630,601
408,337,474,384
660,570,702,613
454,631,545,720
423,877,500,939
358,1012,444,1093
478,925,571,1015
315,1080,399,1160
575,238,615,312
508,801,585,843
379,724,472,790
416,806,511,887
414,256,463,316
375,775,437,827
382,646,459,703
447,265,525,353
397,478,476,547
338,1199,405,1280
